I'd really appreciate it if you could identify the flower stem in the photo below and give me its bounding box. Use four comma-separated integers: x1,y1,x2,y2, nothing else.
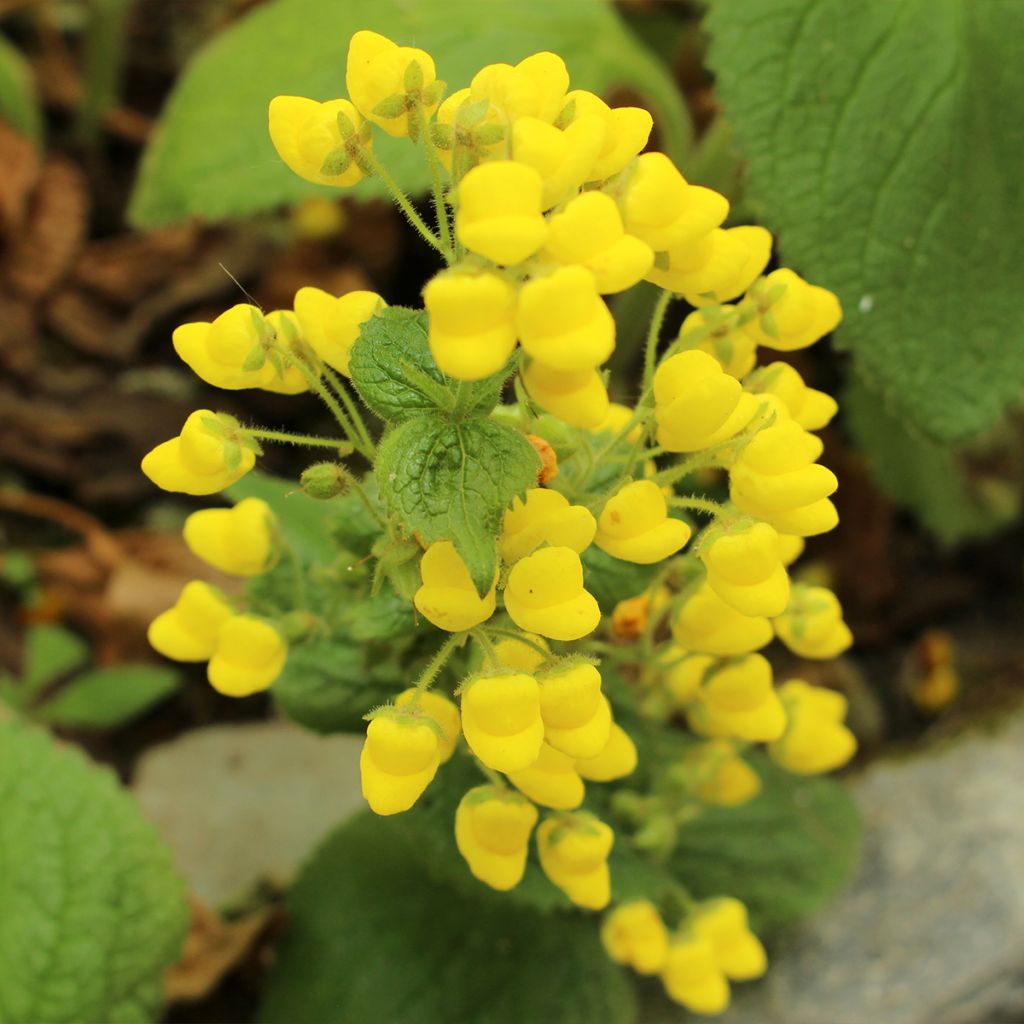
363,149,448,257
422,132,454,257
320,365,375,454
243,428,351,450
642,289,674,392
667,495,730,519
414,633,465,693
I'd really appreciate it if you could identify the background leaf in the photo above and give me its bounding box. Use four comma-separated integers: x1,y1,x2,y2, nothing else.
376,414,540,594
34,665,180,730
260,812,636,1024
22,624,90,701
128,0,691,227
0,721,188,1023
0,34,42,141
669,753,862,933
705,0,1024,441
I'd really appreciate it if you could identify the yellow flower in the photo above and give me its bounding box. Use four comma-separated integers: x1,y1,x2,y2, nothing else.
207,615,287,697
172,304,273,390
359,714,440,815
542,192,653,294
521,362,609,429
422,269,518,381
141,410,255,496
684,740,762,806
773,585,853,659
536,811,614,909
259,310,315,395
690,898,767,981
268,96,369,187
470,52,569,124
701,521,791,617
433,87,505,171
345,30,439,137
493,633,550,674
516,266,615,371
770,679,857,774
538,663,611,758
659,648,714,707
455,161,548,265
653,350,758,453
455,785,538,891
590,402,642,442
499,488,596,564
460,672,545,772
147,581,233,662
729,418,839,537
622,152,729,252
413,541,497,632
594,480,691,564
744,268,842,351
745,361,838,431
686,654,786,743
563,90,653,181
777,534,806,566
293,287,385,377
672,581,773,656
576,721,638,781
675,306,758,379
395,688,462,763
647,225,772,305
503,546,601,641
661,935,730,1014
507,741,585,809
601,901,670,975
183,497,277,577
512,114,606,209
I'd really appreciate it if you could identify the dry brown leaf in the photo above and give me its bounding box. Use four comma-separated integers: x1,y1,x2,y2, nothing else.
0,122,41,238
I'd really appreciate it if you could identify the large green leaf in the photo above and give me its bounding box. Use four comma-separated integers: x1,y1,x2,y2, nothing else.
843,375,1019,545
128,0,690,227
35,665,180,730
0,721,188,1023
0,34,42,141
705,0,1024,441
376,413,540,594
669,753,862,933
260,812,636,1024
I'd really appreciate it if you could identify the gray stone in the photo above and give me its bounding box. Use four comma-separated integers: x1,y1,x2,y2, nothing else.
678,713,1024,1024
133,720,363,907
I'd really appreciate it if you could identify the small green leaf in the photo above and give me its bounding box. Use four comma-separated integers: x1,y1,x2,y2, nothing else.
319,144,351,176
271,640,398,734
260,812,636,1024
403,58,424,93
376,414,541,594
22,625,90,701
0,35,42,141
35,665,180,730
227,470,334,562
0,720,188,1022
669,752,862,933
348,307,505,424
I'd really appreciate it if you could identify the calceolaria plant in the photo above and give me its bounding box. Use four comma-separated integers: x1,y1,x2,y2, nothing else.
143,30,856,1015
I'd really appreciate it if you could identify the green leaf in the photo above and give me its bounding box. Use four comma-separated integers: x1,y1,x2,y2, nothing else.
328,479,385,557
843,375,1019,544
128,0,690,227
348,307,504,424
376,414,540,593
260,812,636,1024
227,470,334,562
22,624,90,701
271,640,395,733
669,753,862,933
0,721,188,1022
0,34,42,141
34,665,180,730
705,0,1024,441
581,546,661,615
341,586,419,642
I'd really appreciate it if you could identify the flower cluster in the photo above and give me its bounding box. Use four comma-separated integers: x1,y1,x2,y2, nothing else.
139,29,857,1015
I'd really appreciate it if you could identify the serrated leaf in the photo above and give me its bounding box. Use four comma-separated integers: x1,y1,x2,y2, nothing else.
271,640,395,734
0,35,43,141
669,752,862,933
35,665,180,730
260,811,636,1024
376,414,541,594
348,307,504,424
227,470,334,562
843,374,1019,545
127,0,690,227
21,624,90,701
0,721,188,1022
705,0,1024,441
